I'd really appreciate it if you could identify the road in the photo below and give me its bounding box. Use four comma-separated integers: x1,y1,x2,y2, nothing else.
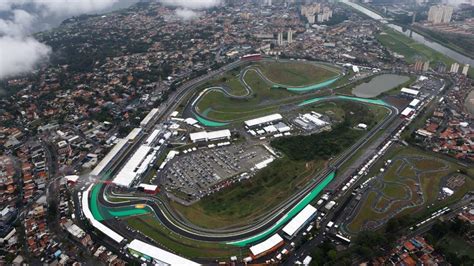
93,65,401,244
74,58,420,265
283,75,452,264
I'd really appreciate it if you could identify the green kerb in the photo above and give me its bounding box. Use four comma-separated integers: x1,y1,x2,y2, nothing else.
299,95,389,107
287,76,340,92
90,184,105,221
194,113,230,127
108,208,150,217
227,171,335,247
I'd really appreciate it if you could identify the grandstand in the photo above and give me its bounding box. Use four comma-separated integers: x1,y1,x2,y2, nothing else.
140,108,159,128
128,239,200,265
282,204,317,238
113,145,155,187
189,129,231,143
90,138,129,177
244,114,283,128
249,234,284,259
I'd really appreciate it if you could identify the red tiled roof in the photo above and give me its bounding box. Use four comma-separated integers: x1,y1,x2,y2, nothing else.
402,255,417,266
404,241,416,251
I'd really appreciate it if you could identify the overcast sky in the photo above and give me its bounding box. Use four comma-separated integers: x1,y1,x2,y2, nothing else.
0,0,222,80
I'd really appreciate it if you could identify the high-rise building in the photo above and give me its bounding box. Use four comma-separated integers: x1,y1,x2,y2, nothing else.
428,6,442,24
428,5,453,24
277,32,283,46
462,64,470,76
316,14,322,23
287,29,293,44
450,62,460,73
307,15,315,24
301,4,321,17
442,6,453,23
436,62,446,73
423,61,430,72
262,0,272,6
414,60,424,72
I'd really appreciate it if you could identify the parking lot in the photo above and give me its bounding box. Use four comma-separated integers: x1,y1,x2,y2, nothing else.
161,143,273,202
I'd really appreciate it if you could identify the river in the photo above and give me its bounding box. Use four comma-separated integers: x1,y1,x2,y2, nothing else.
340,0,474,66
352,74,410,98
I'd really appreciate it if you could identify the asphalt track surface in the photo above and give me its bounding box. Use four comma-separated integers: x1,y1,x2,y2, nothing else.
97,106,399,243
186,60,343,125
88,59,401,246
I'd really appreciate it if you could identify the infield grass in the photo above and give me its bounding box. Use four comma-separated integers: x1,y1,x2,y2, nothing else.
255,61,340,87
124,214,242,259
346,146,474,234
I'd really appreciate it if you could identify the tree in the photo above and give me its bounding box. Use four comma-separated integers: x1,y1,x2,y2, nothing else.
353,231,389,260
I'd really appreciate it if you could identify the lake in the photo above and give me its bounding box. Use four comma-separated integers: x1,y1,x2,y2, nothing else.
352,74,410,98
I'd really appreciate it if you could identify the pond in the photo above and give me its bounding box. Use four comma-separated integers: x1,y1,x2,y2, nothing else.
352,74,410,98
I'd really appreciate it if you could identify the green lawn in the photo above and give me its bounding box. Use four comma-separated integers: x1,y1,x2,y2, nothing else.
376,27,474,78
195,69,295,121
222,72,248,96
124,214,243,259
382,183,407,199
298,101,346,121
193,61,342,122
377,28,452,64
346,146,474,234
255,61,340,87
173,100,389,229
171,158,323,229
412,25,474,60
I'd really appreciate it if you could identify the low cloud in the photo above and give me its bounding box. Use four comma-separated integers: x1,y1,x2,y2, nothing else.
0,0,223,79
175,8,200,20
0,0,121,79
159,0,222,10
0,9,36,36
0,0,119,15
34,0,120,16
158,0,221,21
0,36,51,79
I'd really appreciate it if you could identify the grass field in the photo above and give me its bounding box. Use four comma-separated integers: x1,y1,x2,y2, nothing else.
255,61,340,87
171,158,323,229
296,99,389,128
124,214,242,259
377,28,453,64
195,71,295,121
376,27,474,78
173,100,388,229
219,72,248,96
346,146,474,233
193,61,341,122
412,25,474,60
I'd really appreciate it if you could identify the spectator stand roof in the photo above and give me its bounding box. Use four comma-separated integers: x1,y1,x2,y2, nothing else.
128,239,200,266
249,234,284,257
244,114,283,127
282,204,317,237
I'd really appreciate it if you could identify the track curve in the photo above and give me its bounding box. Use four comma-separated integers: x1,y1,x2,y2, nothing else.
97,97,398,245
